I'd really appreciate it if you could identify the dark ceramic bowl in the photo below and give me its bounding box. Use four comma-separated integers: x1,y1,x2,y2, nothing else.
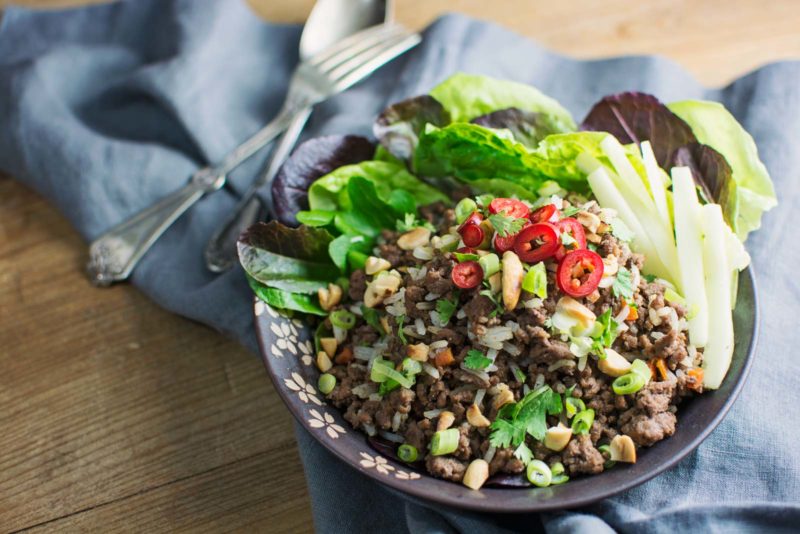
254,269,758,513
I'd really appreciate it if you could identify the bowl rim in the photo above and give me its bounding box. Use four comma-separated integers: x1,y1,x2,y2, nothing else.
255,268,759,513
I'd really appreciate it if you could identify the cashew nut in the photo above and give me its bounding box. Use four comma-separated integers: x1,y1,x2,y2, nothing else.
544,423,573,452
598,348,632,377
466,404,491,428
320,337,338,358
609,434,637,463
364,273,401,308
316,351,333,372
406,343,430,362
364,256,391,275
397,227,431,250
462,459,489,490
501,251,524,311
436,410,456,432
318,283,343,311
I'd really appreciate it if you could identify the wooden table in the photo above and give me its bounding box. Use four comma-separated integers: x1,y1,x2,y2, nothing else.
2,1,798,531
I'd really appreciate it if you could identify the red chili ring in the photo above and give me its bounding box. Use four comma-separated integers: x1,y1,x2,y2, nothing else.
493,222,531,254
553,217,587,261
513,222,560,263
556,249,604,297
451,261,484,289
459,223,485,248
489,198,530,219
530,204,560,224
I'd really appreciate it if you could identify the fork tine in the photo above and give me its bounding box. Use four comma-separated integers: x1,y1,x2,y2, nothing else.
311,24,406,73
308,23,399,68
328,33,421,92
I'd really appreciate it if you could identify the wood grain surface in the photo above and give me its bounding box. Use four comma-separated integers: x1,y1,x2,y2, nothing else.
2,0,799,532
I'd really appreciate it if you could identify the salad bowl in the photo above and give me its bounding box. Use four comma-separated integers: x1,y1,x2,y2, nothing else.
254,269,757,512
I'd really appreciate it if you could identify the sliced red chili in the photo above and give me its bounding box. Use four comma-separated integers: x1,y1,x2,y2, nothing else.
557,249,604,298
459,223,485,248
489,198,530,219
530,204,560,224
457,211,483,232
493,222,531,254
553,217,587,261
513,223,559,263
451,261,484,289
456,247,477,254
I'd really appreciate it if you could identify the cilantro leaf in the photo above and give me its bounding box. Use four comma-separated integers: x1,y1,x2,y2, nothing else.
435,295,459,325
479,289,505,318
610,218,635,242
395,212,434,233
489,386,562,448
513,443,533,465
612,266,634,299
488,419,516,449
643,273,657,283
590,308,620,357
464,349,492,370
396,315,407,345
488,212,527,237
361,305,386,335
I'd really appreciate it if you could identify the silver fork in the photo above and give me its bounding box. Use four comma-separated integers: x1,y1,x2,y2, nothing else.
87,23,421,286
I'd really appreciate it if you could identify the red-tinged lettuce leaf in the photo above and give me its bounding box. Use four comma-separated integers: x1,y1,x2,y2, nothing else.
271,135,375,226
672,142,738,227
373,95,451,163
471,107,560,148
238,221,337,294
247,275,326,316
580,92,696,167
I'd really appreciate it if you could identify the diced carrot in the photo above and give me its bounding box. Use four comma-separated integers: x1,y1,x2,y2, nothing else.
627,306,638,321
654,358,668,381
647,359,658,379
435,347,455,367
686,368,704,391
334,346,353,365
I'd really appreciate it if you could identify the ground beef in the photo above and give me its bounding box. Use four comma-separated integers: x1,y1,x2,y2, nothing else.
529,337,573,364
635,380,675,415
650,329,688,367
348,269,367,301
488,448,526,475
404,420,426,451
562,434,604,475
620,410,677,446
463,294,494,324
426,456,467,482
424,263,454,296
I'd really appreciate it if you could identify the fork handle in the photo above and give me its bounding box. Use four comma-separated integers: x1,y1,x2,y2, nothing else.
203,107,313,273
86,107,301,286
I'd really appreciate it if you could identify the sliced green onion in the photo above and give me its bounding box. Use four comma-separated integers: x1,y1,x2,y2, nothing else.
571,408,595,435
526,460,552,487
370,358,414,388
478,253,500,279
329,310,356,330
630,359,652,385
551,474,570,485
318,373,336,395
550,461,565,477
430,428,460,456
612,372,646,395
455,198,478,223
598,444,616,469
402,358,422,376
565,397,586,419
453,251,480,262
475,194,494,209
522,261,547,299
398,444,418,462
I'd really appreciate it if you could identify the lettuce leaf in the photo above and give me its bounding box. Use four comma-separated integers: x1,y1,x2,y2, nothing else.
471,107,561,148
429,73,576,132
373,95,451,163
667,100,777,240
270,135,375,226
414,123,643,195
307,160,448,212
247,275,326,316
237,222,337,293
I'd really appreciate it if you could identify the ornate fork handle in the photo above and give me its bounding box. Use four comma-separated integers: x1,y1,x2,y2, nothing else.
87,106,300,286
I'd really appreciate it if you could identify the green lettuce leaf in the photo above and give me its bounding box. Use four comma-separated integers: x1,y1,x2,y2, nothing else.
667,99,777,240
307,160,448,212
414,123,643,195
237,222,337,294
247,275,326,316
429,72,576,132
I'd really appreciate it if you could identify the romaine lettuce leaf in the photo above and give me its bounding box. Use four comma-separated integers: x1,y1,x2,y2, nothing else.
237,222,337,293
429,73,576,132
307,160,448,212
471,107,561,148
667,100,777,240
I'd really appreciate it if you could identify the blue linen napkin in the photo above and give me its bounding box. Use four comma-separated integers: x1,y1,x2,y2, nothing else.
2,1,799,532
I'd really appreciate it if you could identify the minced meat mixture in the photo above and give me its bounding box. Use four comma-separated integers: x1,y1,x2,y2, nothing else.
316,197,704,487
